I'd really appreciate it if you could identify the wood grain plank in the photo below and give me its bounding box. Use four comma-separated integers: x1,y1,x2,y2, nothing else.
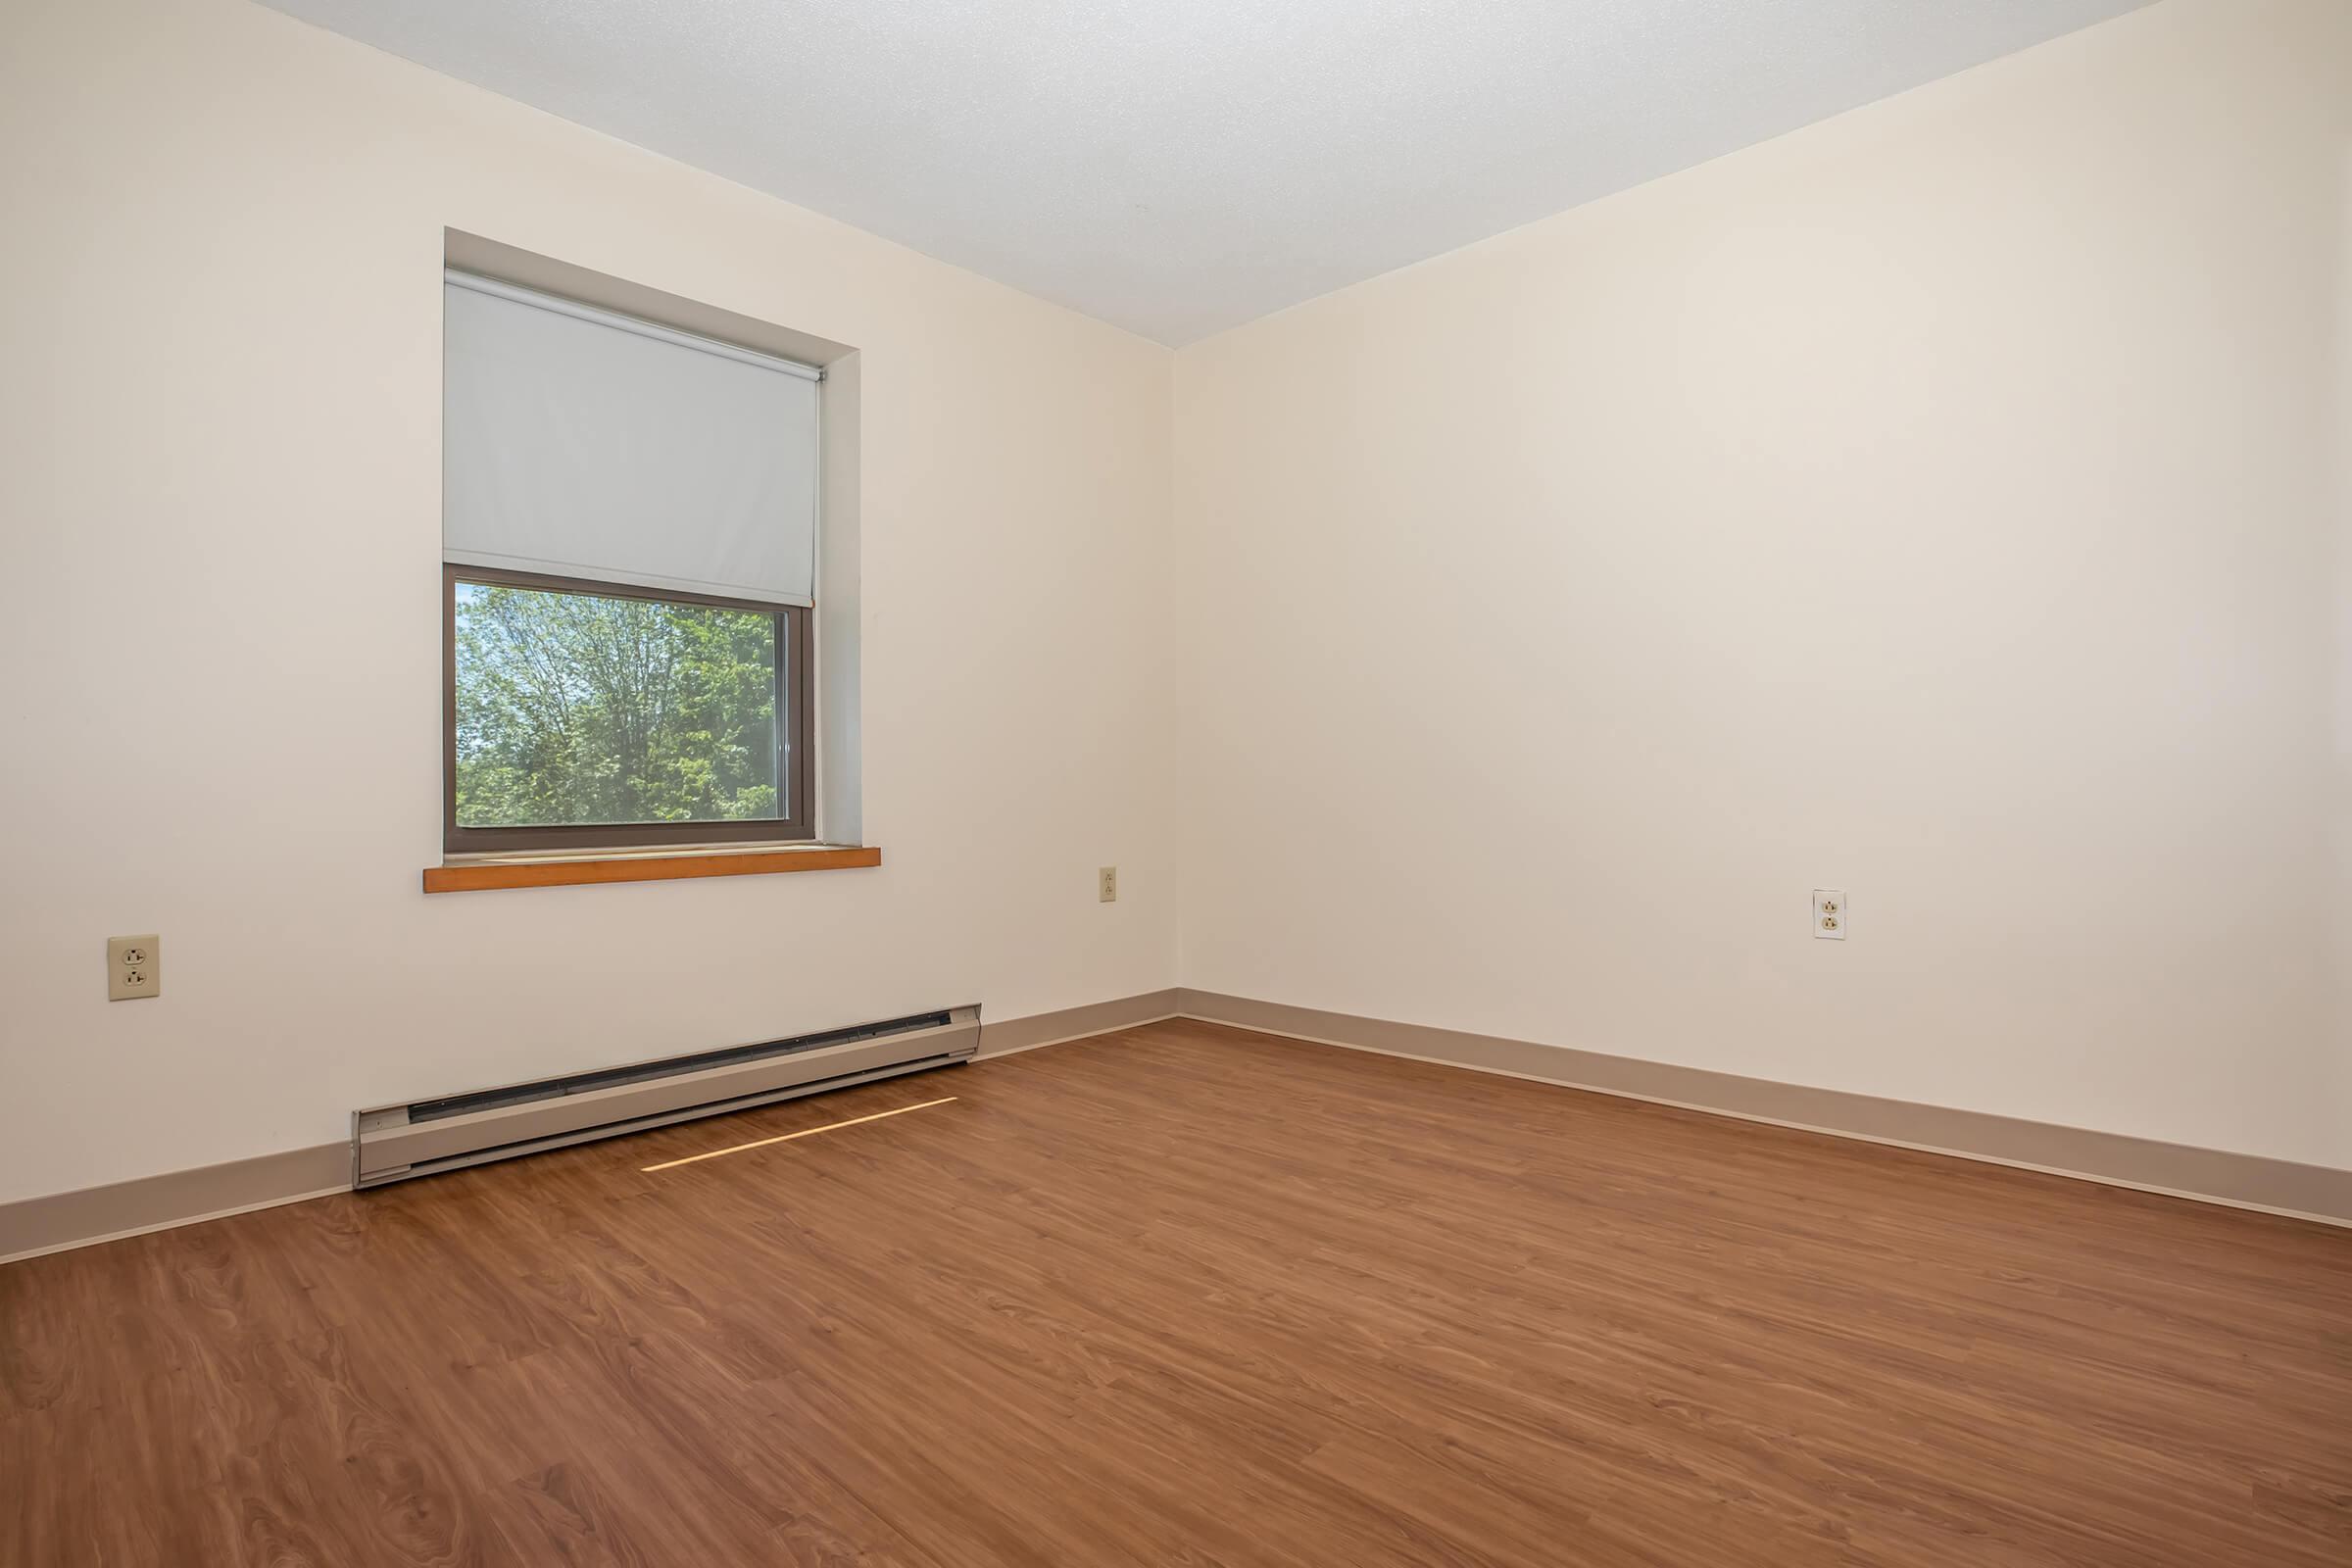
7,1018,2349,1566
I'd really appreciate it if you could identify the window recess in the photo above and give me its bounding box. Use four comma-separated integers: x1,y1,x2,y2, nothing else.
440,271,821,857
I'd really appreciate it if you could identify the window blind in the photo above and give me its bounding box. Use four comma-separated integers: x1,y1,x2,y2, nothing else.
442,271,820,607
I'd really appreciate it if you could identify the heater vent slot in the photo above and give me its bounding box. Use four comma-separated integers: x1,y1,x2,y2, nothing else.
406,1009,957,1122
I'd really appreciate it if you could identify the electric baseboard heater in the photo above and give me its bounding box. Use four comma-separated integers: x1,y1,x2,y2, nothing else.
352,1004,980,1188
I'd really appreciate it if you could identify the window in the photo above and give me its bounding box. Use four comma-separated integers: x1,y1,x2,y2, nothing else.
440,270,821,856
445,567,811,853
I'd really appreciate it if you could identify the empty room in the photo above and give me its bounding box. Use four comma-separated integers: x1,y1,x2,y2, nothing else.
3,0,2348,1562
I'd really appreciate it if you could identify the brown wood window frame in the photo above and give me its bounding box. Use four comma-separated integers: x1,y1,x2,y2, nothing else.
443,564,815,857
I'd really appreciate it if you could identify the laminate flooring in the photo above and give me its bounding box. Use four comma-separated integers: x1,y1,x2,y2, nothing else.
6,1019,2348,1566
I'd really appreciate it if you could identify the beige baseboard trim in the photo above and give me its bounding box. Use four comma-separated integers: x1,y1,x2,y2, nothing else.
25,984,2327,1262
2,991,1189,1266
977,989,1184,1058
0,1143,350,1266
1176,989,2352,1230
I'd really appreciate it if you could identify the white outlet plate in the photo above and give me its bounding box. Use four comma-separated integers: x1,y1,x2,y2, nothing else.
1812,890,1846,941
108,933,161,1000
1099,865,1118,903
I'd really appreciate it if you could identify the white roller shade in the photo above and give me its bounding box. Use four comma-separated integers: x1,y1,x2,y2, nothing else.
443,271,820,607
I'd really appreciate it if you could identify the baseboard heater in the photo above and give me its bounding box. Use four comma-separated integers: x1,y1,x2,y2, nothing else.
352,1004,980,1188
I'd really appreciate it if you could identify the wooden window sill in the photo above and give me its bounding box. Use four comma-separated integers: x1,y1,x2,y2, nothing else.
422,844,881,894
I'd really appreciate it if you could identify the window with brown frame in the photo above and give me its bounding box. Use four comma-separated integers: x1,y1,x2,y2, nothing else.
444,565,813,856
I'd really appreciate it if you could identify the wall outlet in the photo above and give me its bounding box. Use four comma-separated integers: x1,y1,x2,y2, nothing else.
1812,891,1845,941
1098,865,1118,903
108,934,161,1000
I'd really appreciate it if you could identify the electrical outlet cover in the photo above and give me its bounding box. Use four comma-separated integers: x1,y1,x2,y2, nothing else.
108,933,161,1000
1811,891,1846,941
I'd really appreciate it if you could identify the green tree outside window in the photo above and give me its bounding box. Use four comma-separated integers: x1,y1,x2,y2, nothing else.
453,581,780,828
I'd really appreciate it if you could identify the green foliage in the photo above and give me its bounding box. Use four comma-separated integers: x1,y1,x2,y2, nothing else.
454,582,779,827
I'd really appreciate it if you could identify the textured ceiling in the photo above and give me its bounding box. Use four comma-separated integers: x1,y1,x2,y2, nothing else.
258,0,2153,344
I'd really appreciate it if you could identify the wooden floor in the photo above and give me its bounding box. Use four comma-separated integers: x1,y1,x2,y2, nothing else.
5,1020,2349,1567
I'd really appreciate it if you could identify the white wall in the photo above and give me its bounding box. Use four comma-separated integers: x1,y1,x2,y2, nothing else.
1174,0,2352,1168
2337,131,2352,1167
6,0,2345,1208
0,0,1179,1203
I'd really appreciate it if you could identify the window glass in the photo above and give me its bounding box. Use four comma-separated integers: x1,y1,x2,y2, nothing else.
453,578,781,829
